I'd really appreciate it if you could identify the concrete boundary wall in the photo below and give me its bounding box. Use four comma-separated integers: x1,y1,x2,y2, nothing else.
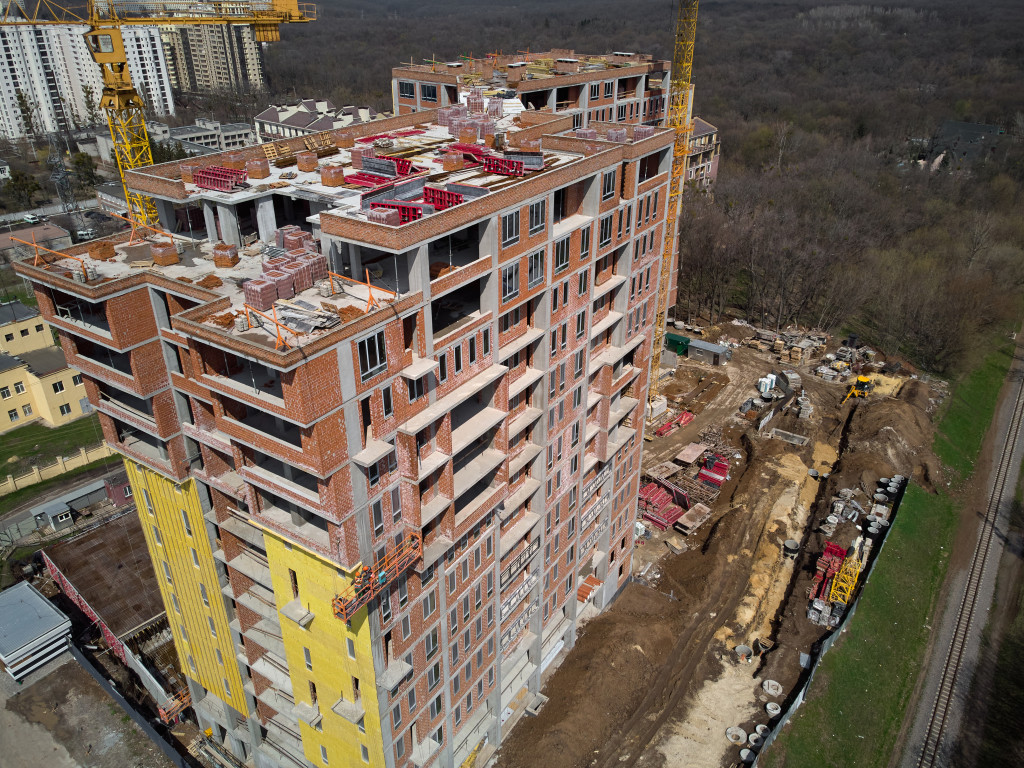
0,442,115,496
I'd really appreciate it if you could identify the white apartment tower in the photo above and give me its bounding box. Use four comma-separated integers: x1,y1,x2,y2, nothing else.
160,24,265,94
0,23,174,139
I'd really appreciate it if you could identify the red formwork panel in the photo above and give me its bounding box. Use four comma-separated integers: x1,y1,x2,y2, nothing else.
369,201,428,223
347,172,392,188
423,186,465,210
483,156,525,177
193,166,247,191
383,156,414,176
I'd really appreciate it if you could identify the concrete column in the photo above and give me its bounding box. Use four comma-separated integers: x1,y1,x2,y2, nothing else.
202,201,217,241
547,88,557,113
216,204,241,246
255,195,277,243
154,198,176,233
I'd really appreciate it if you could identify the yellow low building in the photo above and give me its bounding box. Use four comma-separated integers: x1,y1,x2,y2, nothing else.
0,299,54,356
0,348,90,434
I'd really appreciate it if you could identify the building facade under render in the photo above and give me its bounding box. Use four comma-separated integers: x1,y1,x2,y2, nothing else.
15,106,676,768
392,50,670,130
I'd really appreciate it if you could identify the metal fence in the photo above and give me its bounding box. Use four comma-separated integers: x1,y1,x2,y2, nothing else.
753,481,908,764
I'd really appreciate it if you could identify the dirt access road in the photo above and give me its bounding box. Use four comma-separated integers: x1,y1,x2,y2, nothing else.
495,331,939,768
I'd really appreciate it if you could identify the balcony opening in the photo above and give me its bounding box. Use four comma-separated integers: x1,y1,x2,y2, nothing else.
428,223,483,280
111,416,168,463
251,450,321,498
638,149,667,183
520,90,550,112
73,336,132,376
96,381,152,420
204,347,283,400
48,287,110,334
257,489,329,547
552,180,586,225
222,398,303,448
431,278,482,340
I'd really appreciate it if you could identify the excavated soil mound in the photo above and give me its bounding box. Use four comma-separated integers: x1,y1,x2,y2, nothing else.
898,378,933,412
496,585,684,768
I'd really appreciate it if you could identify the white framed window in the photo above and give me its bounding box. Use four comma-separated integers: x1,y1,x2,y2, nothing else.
382,385,393,418
7,408,17,422
501,211,520,247
554,237,570,273
358,331,387,380
602,170,616,200
528,200,546,235
13,381,24,394
599,215,613,247
0,386,10,399
200,582,209,606
527,249,544,288
398,81,414,98
304,646,313,670
420,83,437,101
58,404,71,416
320,745,329,765
52,381,65,394
576,311,586,338
72,374,83,386
501,263,519,303
603,81,613,98
581,226,591,257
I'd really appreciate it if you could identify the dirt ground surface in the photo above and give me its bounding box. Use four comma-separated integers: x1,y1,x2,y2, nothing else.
0,654,177,768
495,324,941,768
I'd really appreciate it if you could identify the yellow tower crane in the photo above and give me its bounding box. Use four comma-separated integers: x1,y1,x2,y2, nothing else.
1,0,316,225
648,0,698,416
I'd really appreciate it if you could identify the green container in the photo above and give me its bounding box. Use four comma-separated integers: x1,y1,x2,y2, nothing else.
665,333,690,354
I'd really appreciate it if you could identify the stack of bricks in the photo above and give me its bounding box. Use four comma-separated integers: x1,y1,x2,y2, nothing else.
633,125,657,141
574,128,598,139
151,242,179,266
179,162,201,184
296,152,318,173
264,256,291,273
606,128,628,143
247,158,271,179
442,152,465,172
367,208,401,225
284,260,313,293
243,278,278,311
459,124,479,144
487,98,504,118
467,93,485,114
448,117,463,139
336,132,355,148
520,138,542,152
88,241,116,261
350,146,376,170
212,242,240,268
275,225,301,249
321,165,346,187
264,270,294,299
282,229,315,251
222,152,246,170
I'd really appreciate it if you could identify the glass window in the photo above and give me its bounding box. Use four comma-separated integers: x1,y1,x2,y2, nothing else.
599,215,613,247
398,81,415,98
421,83,437,101
501,211,520,247
528,200,546,235
501,263,519,302
554,237,570,273
602,170,616,200
527,249,544,288
382,385,393,418
358,331,388,380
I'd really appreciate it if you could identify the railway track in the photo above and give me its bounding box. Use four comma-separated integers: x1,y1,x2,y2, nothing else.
915,374,1024,768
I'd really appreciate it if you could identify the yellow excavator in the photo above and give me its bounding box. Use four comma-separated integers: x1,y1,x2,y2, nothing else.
842,375,873,404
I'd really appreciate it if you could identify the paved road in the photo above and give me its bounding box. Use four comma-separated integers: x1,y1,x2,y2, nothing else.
898,337,1024,768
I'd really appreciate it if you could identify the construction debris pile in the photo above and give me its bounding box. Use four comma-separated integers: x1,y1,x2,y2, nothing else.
805,474,907,627
640,438,732,534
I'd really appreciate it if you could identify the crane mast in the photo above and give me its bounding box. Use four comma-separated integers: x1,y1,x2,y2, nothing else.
1,0,315,225
648,0,698,413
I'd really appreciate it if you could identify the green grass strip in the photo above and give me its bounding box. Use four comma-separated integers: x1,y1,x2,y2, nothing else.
933,339,1014,481
0,413,106,477
0,455,123,517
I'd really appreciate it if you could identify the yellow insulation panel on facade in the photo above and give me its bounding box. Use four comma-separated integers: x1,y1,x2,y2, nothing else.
126,459,249,716
263,532,386,768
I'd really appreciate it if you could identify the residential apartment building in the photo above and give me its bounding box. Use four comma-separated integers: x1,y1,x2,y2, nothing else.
14,106,674,768
149,118,254,151
160,23,265,94
254,100,385,143
0,299,53,356
0,22,173,138
687,117,720,189
392,50,670,130
0,300,88,433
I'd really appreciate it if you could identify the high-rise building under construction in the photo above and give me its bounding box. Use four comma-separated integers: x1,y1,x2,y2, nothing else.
14,74,679,768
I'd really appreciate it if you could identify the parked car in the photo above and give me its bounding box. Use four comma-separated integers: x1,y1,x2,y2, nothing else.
23,214,40,224
76,228,97,240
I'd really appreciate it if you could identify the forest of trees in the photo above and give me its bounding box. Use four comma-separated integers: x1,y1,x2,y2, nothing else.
256,0,1024,373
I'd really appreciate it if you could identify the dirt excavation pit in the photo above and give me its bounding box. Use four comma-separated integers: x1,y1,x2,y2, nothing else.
496,354,942,768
